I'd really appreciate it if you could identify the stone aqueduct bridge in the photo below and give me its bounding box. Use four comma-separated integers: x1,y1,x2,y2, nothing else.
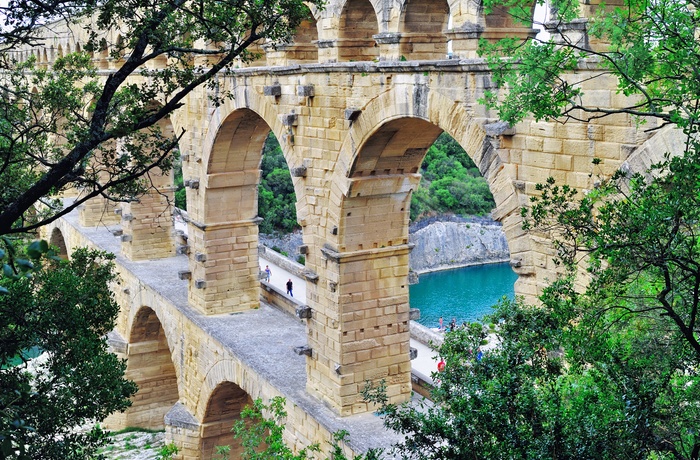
15,0,683,457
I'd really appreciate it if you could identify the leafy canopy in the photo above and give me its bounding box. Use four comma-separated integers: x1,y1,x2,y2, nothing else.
0,0,323,236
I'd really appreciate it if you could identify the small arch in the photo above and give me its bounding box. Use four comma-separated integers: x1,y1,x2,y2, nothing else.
399,0,450,60
200,382,253,458
56,44,64,59
338,0,380,62
124,306,179,429
49,228,69,260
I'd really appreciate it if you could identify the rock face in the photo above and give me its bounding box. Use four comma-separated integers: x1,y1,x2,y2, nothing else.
261,217,510,274
409,218,509,273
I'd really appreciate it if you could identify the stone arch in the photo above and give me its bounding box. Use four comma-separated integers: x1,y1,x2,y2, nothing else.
331,86,523,286
199,381,253,459
338,0,380,61
622,125,685,178
398,0,450,60
120,306,180,430
56,44,64,59
49,227,69,260
188,99,291,315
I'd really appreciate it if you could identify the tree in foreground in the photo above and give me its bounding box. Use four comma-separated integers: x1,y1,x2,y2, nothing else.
0,0,322,236
363,0,700,458
0,246,138,459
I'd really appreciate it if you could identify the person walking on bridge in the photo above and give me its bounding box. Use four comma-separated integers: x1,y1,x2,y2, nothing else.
264,265,271,282
286,279,293,297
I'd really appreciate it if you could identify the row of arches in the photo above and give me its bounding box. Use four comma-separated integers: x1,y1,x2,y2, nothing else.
12,0,538,67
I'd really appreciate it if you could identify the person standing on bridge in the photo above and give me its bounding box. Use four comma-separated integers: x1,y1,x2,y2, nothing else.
286,279,293,297
264,265,271,282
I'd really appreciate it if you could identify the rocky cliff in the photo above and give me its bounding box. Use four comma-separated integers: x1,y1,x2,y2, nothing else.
408,218,509,274
260,217,510,274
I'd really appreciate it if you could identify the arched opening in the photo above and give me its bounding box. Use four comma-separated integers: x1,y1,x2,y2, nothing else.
200,382,253,459
123,306,179,429
190,108,286,314
399,0,449,60
56,44,64,60
49,228,69,260
338,0,379,62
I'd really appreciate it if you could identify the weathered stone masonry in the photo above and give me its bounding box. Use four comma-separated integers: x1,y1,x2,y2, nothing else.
26,0,685,457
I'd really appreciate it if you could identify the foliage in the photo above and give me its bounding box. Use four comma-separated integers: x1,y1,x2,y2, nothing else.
410,133,495,221
258,133,299,234
363,0,700,456
0,0,323,236
0,244,137,459
230,396,381,460
479,0,700,129
232,396,320,460
155,442,180,460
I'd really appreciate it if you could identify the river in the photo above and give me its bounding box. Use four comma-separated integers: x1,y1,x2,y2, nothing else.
410,262,518,328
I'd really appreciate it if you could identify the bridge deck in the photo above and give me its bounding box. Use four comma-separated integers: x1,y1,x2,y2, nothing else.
62,207,407,453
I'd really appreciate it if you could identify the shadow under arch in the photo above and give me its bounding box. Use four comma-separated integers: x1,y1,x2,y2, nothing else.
200,381,253,459
49,227,69,260
121,306,179,430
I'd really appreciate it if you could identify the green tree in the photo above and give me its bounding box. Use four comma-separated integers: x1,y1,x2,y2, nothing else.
258,133,299,234
0,0,322,236
0,245,138,459
365,0,700,458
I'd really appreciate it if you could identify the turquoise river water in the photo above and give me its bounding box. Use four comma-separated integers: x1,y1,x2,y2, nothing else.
410,262,518,328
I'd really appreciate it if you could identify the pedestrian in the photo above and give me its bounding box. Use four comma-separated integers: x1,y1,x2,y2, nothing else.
437,358,446,372
438,316,444,331
449,318,456,332
286,278,293,297
264,265,271,282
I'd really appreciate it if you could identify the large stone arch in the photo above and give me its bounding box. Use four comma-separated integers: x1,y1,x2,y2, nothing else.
186,94,294,315
112,306,180,430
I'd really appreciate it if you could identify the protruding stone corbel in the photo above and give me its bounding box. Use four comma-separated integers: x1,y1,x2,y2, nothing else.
176,244,190,255
185,179,200,189
298,245,308,254
264,84,282,97
114,208,123,215
409,308,421,321
344,108,362,122
410,347,418,360
120,234,132,242
111,228,123,237
294,345,313,357
178,270,192,280
194,252,207,262
122,213,133,222
194,279,206,289
303,270,319,283
290,165,307,177
280,112,298,126
296,306,312,319
297,85,314,97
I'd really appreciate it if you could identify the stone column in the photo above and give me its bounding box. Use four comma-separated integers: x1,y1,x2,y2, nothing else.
187,218,261,315
120,182,176,261
306,245,413,416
